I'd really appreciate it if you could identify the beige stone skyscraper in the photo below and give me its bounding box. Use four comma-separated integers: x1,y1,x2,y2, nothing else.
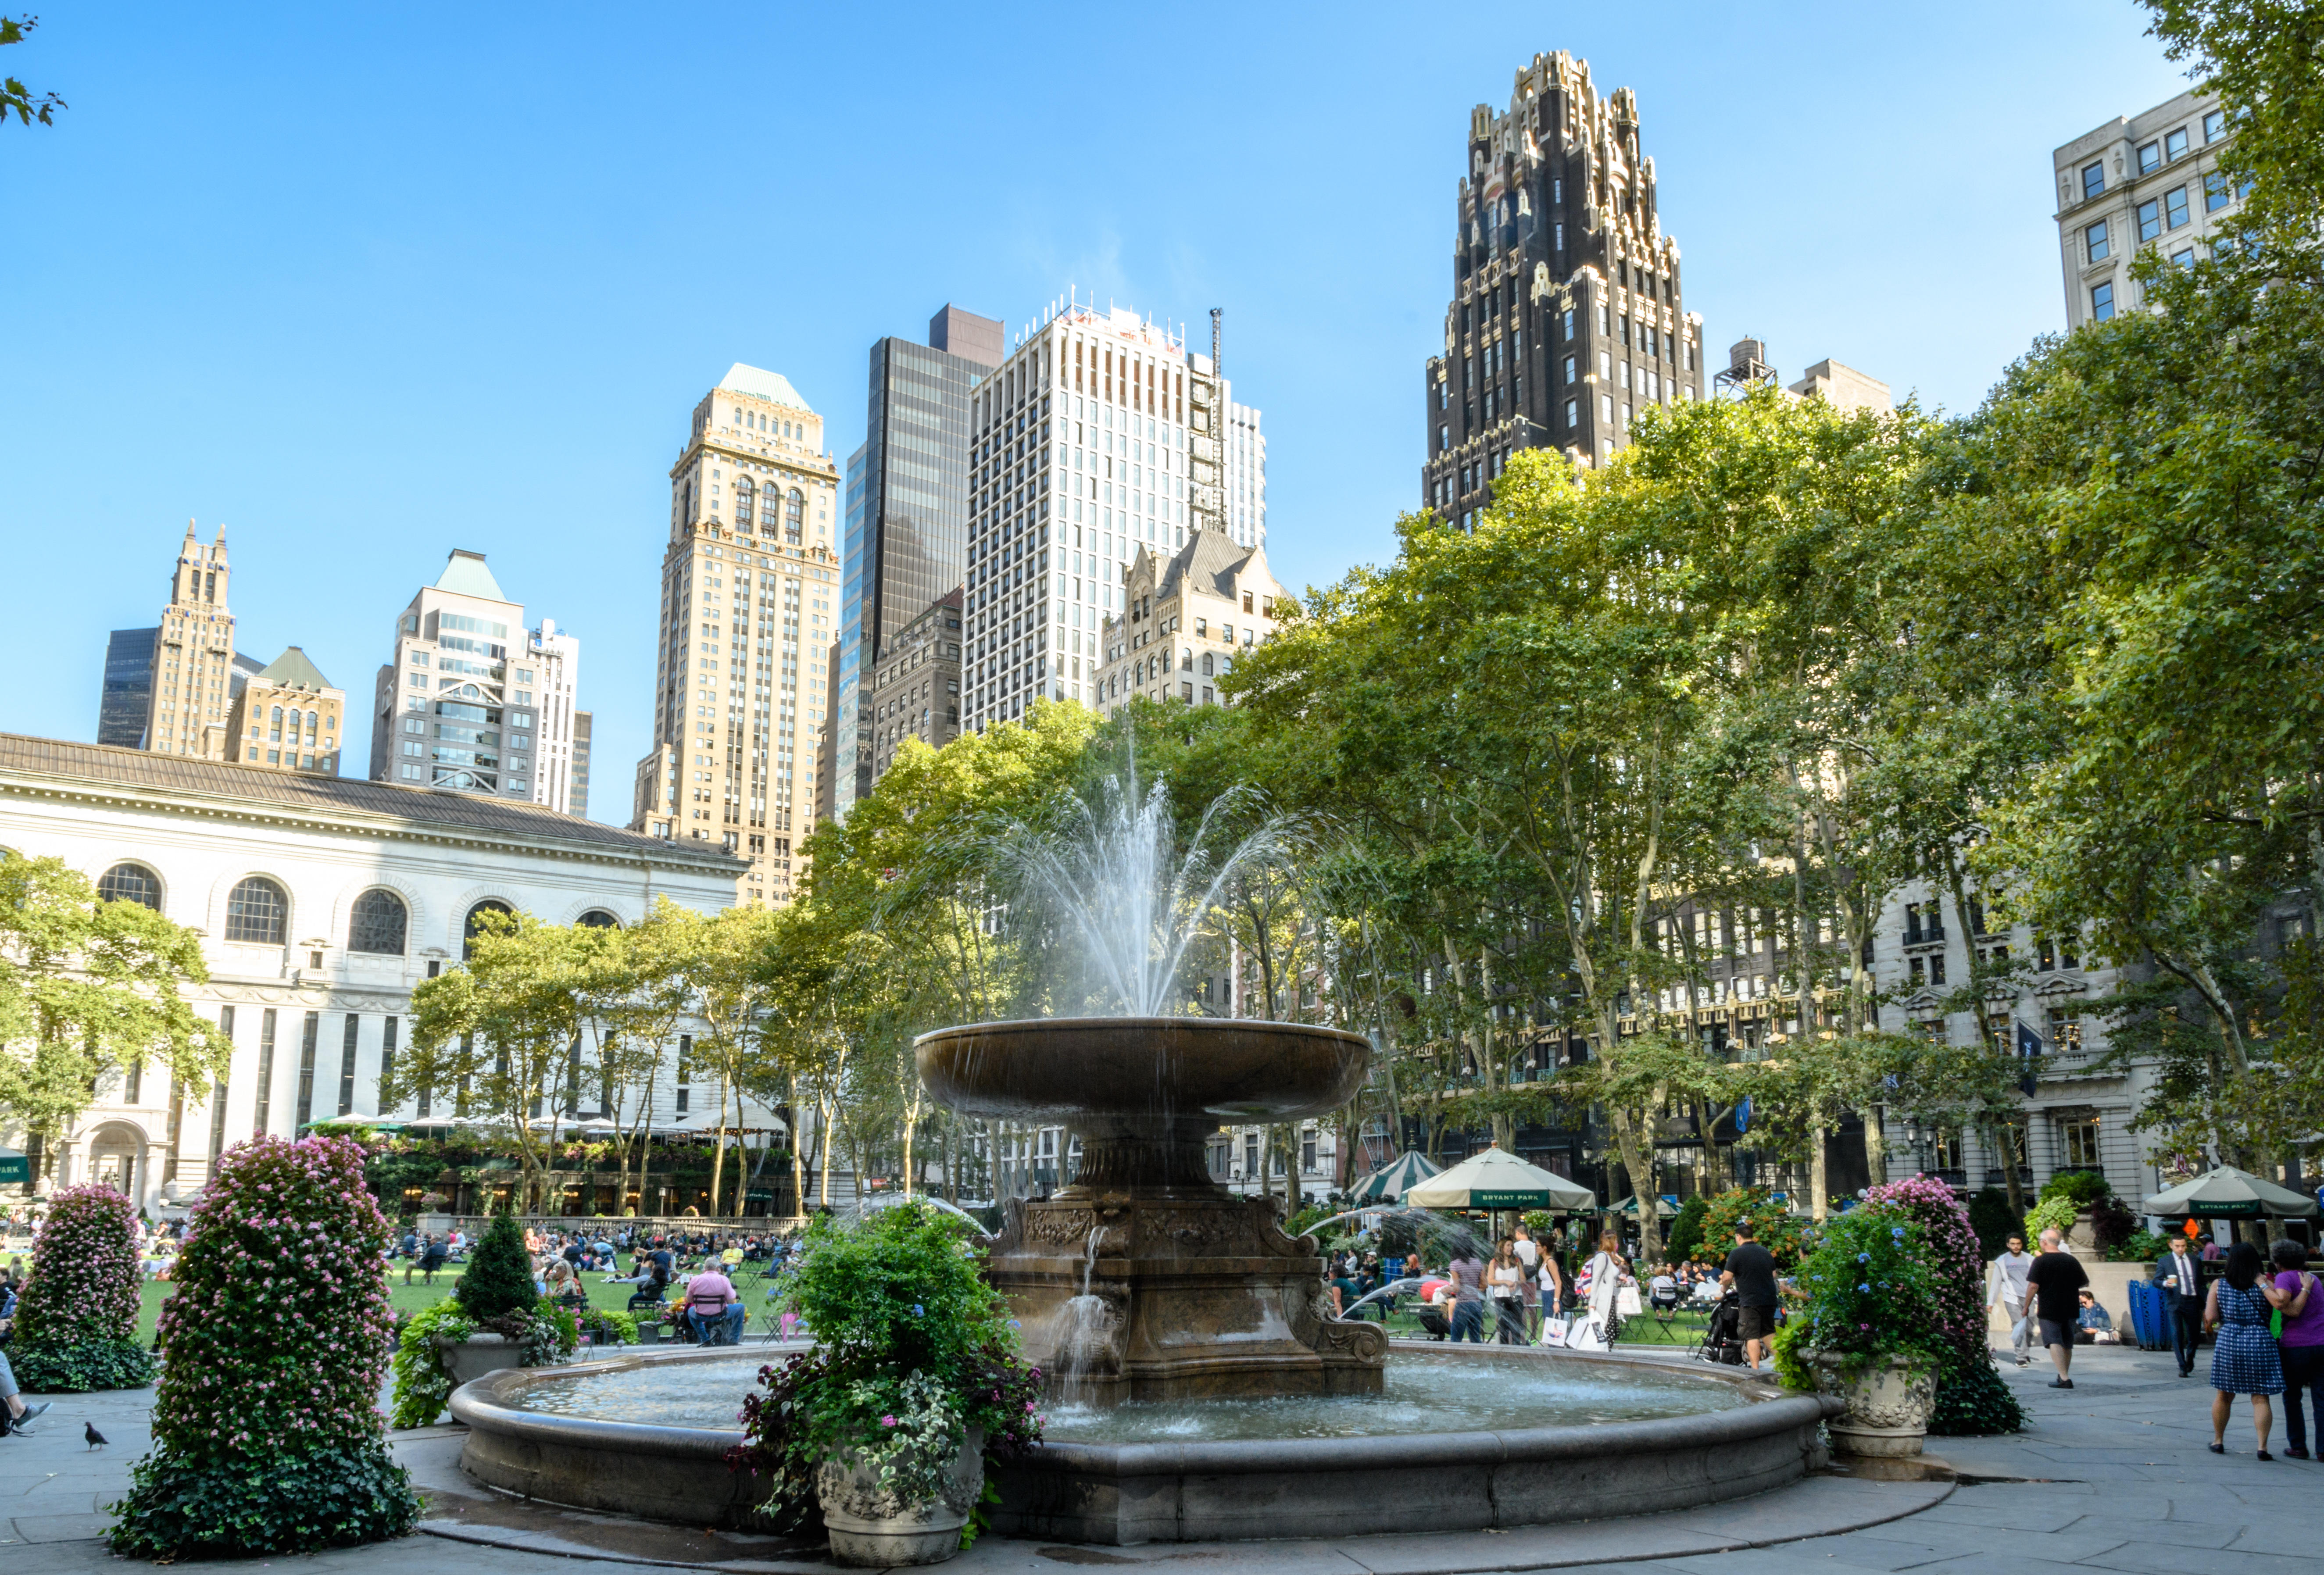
143,521,239,758
224,647,345,774
631,364,841,907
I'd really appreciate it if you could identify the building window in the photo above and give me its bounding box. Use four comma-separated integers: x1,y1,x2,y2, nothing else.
785,489,804,543
463,898,515,960
2137,139,2160,175
348,888,408,955
2137,198,2162,241
2170,246,2195,268
225,876,288,944
2205,171,2232,212
2165,185,2190,229
2059,1114,2102,1170
2091,281,2115,320
733,476,754,526
2081,161,2104,201
2164,126,2188,161
96,862,162,911
2203,108,2227,143
2084,218,2109,261
576,909,620,929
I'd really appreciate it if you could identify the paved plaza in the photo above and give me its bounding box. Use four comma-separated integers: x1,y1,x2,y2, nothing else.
0,1341,2310,1573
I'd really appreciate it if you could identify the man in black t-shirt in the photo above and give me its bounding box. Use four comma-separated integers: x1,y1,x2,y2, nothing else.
2024,1227,2090,1388
1720,1221,1781,1371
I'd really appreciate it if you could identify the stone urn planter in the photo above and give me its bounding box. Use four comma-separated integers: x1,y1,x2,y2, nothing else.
436,1332,524,1389
1804,1350,1936,1457
815,1429,983,1566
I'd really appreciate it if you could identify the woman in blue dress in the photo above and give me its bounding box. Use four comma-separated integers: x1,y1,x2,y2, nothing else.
2206,1241,2285,1458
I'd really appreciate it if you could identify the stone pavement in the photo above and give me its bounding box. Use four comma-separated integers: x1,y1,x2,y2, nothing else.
0,1339,2308,1572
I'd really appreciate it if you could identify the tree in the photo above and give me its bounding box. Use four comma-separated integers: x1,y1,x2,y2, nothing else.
1,15,64,128
567,902,693,1214
0,855,230,1145
391,911,583,1210
456,1207,538,1321
10,1182,150,1392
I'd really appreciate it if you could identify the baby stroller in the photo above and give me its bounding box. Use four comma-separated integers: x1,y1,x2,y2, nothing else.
1693,1291,1745,1366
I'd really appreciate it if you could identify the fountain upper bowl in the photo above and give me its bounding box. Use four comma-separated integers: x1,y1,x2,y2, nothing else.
915,1017,1370,1123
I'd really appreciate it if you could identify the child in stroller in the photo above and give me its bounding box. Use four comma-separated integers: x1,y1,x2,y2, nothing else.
1693,1290,1746,1366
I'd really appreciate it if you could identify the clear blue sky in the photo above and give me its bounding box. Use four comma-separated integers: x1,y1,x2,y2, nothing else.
0,2,2193,819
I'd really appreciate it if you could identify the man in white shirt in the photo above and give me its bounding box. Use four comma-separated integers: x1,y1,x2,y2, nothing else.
1989,1233,2035,1367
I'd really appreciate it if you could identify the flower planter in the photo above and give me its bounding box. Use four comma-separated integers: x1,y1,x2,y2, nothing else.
436,1332,524,1389
1804,1350,1936,1457
815,1429,983,1567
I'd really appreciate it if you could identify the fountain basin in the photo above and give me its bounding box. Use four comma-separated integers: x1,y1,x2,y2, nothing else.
453,1343,1840,1545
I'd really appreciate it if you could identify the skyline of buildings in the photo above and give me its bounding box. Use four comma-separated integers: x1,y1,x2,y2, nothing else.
835,305,1001,818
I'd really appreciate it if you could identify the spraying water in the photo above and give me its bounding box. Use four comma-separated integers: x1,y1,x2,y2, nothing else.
990,756,1305,1017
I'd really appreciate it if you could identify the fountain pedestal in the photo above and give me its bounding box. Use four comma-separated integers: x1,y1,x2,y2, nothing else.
918,1018,1387,1404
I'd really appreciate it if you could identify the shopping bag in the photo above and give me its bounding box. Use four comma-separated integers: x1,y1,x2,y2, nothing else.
1540,1315,1570,1348
1566,1316,1609,1353
1615,1286,1644,1318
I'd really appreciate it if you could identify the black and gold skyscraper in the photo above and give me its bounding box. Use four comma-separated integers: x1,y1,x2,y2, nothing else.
1422,52,1705,524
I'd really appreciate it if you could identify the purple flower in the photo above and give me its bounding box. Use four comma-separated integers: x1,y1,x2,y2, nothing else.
882,1414,897,1426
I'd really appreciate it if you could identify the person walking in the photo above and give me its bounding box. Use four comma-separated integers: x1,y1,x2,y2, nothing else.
2206,1240,2285,1458
2157,1232,2206,1377
2025,1227,2090,1389
1487,1241,1527,1345
1720,1219,1781,1371
1581,1232,1630,1343
2266,1238,2321,1458
1989,1233,2037,1368
1445,1245,1487,1343
1537,1246,1566,1324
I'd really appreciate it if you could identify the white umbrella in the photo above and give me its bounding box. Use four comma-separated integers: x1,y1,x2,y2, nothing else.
2142,1165,2320,1220
1406,1145,1595,1211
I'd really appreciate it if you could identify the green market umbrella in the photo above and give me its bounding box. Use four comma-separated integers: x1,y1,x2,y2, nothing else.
1406,1145,1594,1211
1609,1193,1681,1220
1348,1151,1441,1203
2142,1165,2320,1220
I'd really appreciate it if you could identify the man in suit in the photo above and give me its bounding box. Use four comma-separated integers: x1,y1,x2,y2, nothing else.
2156,1231,2206,1377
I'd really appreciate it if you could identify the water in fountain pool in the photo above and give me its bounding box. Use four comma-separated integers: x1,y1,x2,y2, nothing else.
510,1350,1745,1439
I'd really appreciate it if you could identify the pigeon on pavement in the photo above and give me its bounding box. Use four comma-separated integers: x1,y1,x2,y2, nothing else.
84,1422,107,1450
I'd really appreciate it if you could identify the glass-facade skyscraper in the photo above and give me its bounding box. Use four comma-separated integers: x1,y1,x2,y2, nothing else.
834,305,1000,816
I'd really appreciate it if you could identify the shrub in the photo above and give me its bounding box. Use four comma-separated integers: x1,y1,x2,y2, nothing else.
109,1136,418,1559
455,1207,536,1321
387,1299,473,1429
2111,1228,2173,1264
1781,1208,1946,1373
2090,1193,2138,1250
729,1202,1043,1541
1862,1174,2023,1435
11,1182,152,1392
1966,1188,2024,1260
2025,1194,2079,1240
1698,1186,1808,1269
2038,1169,2111,1207
1664,1196,1709,1264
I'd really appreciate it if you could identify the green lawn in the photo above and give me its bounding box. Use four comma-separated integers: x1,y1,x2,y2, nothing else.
133,1262,786,1343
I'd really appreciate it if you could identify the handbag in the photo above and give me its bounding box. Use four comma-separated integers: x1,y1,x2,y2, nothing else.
1615,1285,1644,1318
1539,1314,1570,1348
1566,1316,1609,1353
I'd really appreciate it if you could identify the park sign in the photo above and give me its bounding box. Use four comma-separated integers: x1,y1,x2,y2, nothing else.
0,1148,28,1185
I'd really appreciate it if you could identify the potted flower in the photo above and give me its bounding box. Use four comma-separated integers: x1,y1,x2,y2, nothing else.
387,1207,576,1426
728,1202,1044,1566
1771,1210,1943,1457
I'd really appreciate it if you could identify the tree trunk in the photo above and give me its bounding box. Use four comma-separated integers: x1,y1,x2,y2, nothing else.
1809,1096,1830,1223
788,1070,808,1219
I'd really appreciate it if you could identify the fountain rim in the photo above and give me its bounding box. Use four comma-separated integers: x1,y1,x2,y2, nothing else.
451,1340,1831,1476
912,1015,1373,1050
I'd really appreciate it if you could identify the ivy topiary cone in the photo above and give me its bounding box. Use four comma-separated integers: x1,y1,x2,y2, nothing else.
455,1209,538,1322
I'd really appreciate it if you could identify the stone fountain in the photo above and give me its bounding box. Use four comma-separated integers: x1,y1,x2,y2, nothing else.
916,1014,1387,1403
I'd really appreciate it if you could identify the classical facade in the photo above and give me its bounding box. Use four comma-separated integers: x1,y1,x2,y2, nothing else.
143,521,242,760
2053,88,2239,330
866,589,962,784
224,646,345,775
836,306,1000,817
1421,51,1705,522
0,732,744,1213
630,364,841,908
962,300,1247,728
1091,528,1282,720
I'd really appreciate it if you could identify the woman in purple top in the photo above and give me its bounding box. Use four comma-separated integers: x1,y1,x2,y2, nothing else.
2268,1239,2323,1459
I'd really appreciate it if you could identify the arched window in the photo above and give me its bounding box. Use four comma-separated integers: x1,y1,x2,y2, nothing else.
225,876,288,944
96,863,162,911
576,909,620,930
348,888,408,954
785,489,804,544
464,898,515,959
269,705,283,741
734,477,754,527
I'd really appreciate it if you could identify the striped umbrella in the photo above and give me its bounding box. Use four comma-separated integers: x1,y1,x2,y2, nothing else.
1348,1151,1442,1203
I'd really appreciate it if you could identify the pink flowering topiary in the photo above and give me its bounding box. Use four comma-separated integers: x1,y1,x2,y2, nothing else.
10,1182,153,1391
109,1136,419,1559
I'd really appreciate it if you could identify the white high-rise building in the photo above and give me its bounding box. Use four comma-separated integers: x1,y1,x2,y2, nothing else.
962,301,1249,729
370,550,555,802
526,618,589,817
1222,397,1266,550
